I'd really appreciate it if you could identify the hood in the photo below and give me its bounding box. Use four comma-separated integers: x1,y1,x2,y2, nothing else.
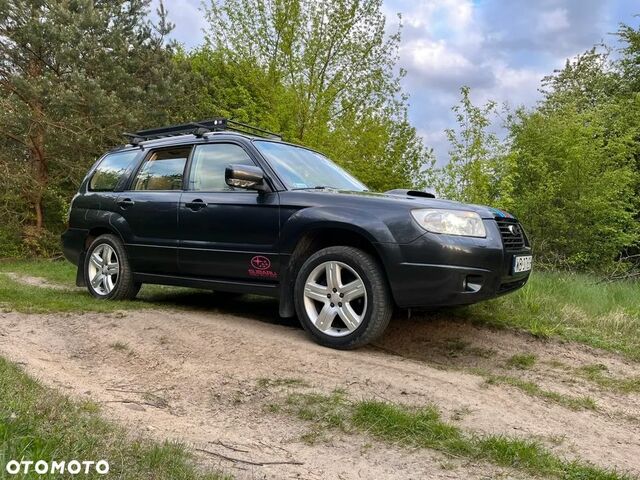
322,188,511,219
383,189,516,219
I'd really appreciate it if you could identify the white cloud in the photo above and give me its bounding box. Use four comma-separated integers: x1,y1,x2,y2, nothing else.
487,63,546,107
537,7,570,34
400,0,473,33
402,38,471,74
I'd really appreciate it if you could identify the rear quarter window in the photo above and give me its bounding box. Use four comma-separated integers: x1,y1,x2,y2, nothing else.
131,147,191,191
89,150,139,191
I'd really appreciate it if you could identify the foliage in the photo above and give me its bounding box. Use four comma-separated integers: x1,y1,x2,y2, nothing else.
435,86,512,207
508,44,640,270
465,270,640,362
508,97,639,270
201,0,432,191
0,0,195,257
434,27,640,271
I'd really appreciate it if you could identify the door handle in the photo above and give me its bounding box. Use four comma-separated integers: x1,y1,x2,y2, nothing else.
117,198,135,209
185,199,207,211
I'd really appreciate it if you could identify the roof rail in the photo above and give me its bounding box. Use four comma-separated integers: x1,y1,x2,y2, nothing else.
226,120,282,140
123,118,281,145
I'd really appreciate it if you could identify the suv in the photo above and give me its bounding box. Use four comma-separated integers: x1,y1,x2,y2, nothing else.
62,119,532,349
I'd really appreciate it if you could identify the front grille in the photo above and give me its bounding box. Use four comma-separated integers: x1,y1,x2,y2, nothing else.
496,218,526,250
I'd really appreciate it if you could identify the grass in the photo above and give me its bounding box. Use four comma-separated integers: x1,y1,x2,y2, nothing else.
0,258,79,284
457,271,640,361
480,373,598,411
0,357,226,480
109,341,130,352
0,259,207,314
506,353,537,370
280,390,630,480
577,364,640,394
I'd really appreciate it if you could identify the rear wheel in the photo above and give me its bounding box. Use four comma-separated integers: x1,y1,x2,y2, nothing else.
84,234,140,300
294,246,392,349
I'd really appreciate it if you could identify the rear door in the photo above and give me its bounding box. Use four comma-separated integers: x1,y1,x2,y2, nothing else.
178,141,280,281
116,146,192,274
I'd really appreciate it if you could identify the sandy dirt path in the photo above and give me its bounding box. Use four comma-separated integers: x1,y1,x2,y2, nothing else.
0,292,638,479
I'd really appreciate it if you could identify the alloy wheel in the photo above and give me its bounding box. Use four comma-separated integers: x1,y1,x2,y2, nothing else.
87,244,119,296
303,261,367,337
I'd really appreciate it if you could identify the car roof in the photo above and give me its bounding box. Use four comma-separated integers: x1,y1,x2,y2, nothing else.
109,130,278,153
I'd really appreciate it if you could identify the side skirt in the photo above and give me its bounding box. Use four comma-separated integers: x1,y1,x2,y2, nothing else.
133,273,280,298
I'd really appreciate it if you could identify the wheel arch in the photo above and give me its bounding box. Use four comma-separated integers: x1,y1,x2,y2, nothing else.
84,226,124,250
278,225,394,318
76,225,126,287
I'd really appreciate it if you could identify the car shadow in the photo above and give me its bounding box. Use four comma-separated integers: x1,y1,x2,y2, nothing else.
137,286,299,329
136,286,519,370
370,310,534,371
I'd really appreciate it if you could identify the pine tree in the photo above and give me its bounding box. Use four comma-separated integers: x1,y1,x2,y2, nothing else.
0,0,192,254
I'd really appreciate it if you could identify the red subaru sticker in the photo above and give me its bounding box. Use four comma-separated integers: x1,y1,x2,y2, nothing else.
250,255,271,270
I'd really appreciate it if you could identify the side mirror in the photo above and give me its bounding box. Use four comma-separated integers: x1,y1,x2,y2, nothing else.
225,164,267,192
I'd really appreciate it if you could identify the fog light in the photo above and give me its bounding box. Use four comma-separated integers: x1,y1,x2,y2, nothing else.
464,275,483,292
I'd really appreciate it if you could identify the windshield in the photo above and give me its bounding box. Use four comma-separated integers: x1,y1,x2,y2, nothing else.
254,141,367,191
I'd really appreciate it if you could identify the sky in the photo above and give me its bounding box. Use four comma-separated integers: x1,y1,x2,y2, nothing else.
151,0,639,164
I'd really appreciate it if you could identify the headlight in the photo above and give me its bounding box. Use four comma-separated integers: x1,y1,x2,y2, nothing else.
411,209,486,237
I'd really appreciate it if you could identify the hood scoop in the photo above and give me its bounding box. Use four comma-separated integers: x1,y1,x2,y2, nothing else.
385,189,436,199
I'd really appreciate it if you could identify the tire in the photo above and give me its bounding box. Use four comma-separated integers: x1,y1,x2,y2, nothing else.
84,234,140,300
294,246,393,349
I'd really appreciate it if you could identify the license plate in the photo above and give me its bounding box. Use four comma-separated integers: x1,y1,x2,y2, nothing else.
513,255,532,273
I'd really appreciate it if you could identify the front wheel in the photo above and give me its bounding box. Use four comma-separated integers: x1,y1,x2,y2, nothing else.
294,246,393,349
84,234,140,300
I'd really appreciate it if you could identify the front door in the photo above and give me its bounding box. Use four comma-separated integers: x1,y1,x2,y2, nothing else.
116,146,192,274
178,142,280,281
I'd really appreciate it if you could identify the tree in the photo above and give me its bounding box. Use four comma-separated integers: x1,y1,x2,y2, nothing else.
0,0,193,255
201,0,430,191
539,47,621,112
508,48,640,270
435,86,511,207
616,19,640,94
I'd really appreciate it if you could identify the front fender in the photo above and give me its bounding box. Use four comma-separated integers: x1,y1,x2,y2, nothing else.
278,206,398,253
276,206,406,318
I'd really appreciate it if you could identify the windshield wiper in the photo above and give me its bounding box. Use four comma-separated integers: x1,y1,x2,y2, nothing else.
291,185,335,191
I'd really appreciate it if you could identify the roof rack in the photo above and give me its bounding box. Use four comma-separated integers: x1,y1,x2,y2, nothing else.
123,118,282,145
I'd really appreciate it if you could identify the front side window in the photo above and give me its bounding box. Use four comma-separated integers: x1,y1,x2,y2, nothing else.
132,147,190,191
188,143,255,191
89,150,139,191
254,141,367,191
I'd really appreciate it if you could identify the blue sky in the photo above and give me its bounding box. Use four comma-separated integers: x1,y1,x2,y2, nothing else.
152,0,639,163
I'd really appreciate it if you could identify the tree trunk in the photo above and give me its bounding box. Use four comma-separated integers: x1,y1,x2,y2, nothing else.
27,52,47,230
29,121,47,230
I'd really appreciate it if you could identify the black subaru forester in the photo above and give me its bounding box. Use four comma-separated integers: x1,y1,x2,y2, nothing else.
62,118,532,349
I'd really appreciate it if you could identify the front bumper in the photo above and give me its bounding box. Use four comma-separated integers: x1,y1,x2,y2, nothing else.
383,219,531,308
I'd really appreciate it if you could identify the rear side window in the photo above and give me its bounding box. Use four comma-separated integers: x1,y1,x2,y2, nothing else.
188,143,255,191
132,147,191,191
89,150,139,191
